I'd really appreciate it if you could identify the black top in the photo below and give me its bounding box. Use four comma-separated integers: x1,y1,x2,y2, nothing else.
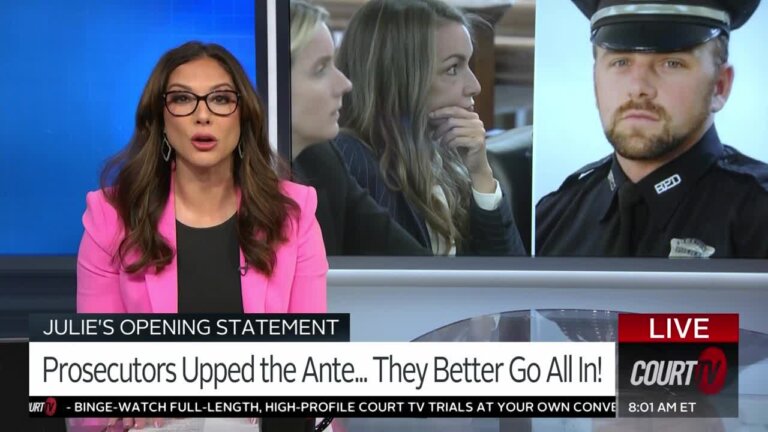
177,214,243,312
536,126,768,258
333,133,527,256
293,141,428,256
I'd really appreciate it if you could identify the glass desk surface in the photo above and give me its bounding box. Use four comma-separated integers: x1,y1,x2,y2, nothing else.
337,309,768,432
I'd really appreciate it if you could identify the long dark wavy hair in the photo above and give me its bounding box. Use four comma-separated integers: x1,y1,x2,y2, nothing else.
101,41,297,276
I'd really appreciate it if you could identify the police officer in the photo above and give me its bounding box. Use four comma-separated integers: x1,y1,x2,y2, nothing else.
536,0,768,258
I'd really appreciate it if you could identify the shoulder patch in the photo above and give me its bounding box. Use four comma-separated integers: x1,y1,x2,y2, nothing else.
559,155,612,188
537,155,612,205
717,145,768,192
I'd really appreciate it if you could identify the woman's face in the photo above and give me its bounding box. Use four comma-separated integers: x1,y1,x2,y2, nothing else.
291,23,352,151
162,56,241,173
426,22,481,113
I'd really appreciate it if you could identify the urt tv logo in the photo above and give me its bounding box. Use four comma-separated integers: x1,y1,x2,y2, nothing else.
29,397,57,416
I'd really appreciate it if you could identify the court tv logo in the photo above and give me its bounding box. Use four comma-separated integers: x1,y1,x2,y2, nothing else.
629,344,728,395
29,397,57,416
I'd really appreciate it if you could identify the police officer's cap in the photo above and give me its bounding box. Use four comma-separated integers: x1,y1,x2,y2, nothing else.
572,0,761,51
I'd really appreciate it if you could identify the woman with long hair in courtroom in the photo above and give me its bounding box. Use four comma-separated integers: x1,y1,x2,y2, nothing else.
290,0,428,256
334,0,526,256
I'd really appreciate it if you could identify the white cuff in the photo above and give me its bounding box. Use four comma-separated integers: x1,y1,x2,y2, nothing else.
472,179,502,211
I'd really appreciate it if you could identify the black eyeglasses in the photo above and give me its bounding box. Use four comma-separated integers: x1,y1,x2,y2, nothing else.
163,90,240,117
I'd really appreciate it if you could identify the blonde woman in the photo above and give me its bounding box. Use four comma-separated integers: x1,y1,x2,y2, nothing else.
335,0,525,256
290,0,428,255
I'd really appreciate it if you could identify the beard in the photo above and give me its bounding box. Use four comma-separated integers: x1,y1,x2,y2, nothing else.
603,98,711,161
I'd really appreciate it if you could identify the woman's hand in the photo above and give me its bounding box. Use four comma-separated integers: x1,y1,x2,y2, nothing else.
106,418,164,430
429,106,495,193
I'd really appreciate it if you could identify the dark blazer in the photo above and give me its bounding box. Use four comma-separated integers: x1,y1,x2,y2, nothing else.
333,133,527,256
293,142,429,256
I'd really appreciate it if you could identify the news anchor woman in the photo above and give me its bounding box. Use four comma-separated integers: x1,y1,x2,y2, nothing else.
334,0,526,256
73,41,327,429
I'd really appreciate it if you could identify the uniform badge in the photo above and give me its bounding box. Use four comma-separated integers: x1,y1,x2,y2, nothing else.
607,170,616,191
669,238,715,258
654,174,681,194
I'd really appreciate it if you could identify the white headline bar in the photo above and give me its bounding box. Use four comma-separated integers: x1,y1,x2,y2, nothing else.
30,342,615,397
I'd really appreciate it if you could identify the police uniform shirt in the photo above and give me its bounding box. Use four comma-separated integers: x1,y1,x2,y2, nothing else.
536,126,768,258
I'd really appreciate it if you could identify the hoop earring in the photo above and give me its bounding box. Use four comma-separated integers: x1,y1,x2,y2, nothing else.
237,142,244,159
162,135,173,162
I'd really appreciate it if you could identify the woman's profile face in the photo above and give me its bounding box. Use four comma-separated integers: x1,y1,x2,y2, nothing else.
291,23,352,150
426,22,481,114
162,56,241,173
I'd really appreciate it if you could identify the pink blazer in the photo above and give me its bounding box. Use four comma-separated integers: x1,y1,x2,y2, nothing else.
76,180,328,314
